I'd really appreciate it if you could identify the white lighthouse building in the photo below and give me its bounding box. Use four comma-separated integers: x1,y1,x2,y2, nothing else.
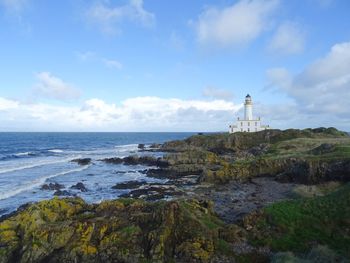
229,94,270,133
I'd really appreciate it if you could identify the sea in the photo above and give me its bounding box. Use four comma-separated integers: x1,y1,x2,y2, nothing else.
0,132,194,216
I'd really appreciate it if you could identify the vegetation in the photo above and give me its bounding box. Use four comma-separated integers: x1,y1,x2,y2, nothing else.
247,183,350,258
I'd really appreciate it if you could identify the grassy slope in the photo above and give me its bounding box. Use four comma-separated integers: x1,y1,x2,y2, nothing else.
250,183,350,258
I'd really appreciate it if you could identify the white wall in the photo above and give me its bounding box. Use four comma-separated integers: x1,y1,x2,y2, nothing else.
230,120,269,133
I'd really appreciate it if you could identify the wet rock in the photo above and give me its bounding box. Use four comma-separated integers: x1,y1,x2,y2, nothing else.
112,180,148,190
102,157,124,164
71,158,91,165
70,182,88,192
150,143,161,148
171,174,200,186
41,182,65,191
120,185,183,200
137,143,145,149
123,155,169,167
101,155,169,167
53,190,74,196
146,168,175,179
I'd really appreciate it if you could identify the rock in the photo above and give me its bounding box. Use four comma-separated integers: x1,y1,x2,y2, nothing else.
101,155,169,168
138,143,145,149
310,143,336,155
41,182,65,191
70,182,88,192
71,158,92,165
146,168,175,179
53,190,74,196
101,157,124,164
112,181,148,190
120,185,183,200
123,155,169,167
0,198,227,263
150,143,161,148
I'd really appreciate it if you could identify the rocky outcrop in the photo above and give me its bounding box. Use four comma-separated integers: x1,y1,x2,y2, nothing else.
41,182,64,191
156,127,350,185
161,128,348,153
137,144,145,149
111,180,148,189
309,143,336,155
71,158,92,165
0,198,242,263
70,182,88,192
102,155,169,168
119,184,183,201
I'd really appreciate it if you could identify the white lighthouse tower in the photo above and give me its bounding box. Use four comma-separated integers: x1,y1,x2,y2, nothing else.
229,94,270,133
244,95,253,120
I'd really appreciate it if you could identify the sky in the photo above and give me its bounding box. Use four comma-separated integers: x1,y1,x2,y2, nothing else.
0,0,349,132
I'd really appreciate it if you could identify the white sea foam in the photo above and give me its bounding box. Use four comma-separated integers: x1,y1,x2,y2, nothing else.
114,144,138,149
0,156,81,174
48,149,63,153
0,165,90,200
14,152,34,157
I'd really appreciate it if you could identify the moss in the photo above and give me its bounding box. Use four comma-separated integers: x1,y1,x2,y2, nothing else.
0,197,229,262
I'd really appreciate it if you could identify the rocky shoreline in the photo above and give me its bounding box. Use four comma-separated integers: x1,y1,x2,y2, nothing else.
1,127,350,262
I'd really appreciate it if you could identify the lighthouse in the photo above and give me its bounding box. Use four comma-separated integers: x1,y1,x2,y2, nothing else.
229,94,270,133
244,94,253,120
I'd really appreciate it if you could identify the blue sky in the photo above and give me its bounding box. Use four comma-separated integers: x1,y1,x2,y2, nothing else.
0,0,349,131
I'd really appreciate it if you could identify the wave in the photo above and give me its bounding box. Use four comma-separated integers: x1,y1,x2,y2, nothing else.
0,165,90,200
48,149,63,153
14,152,35,157
0,156,81,175
114,144,138,148
114,144,138,153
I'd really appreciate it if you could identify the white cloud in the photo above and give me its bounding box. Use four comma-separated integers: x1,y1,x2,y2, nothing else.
0,97,19,110
266,41,350,118
0,96,241,131
77,51,95,61
265,67,292,90
86,0,155,35
77,51,123,70
34,72,81,101
202,86,234,100
268,22,305,55
102,58,123,70
192,0,279,48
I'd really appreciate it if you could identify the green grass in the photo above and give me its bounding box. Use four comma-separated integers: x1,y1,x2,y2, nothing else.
264,137,350,158
216,239,232,255
252,183,350,257
119,225,140,236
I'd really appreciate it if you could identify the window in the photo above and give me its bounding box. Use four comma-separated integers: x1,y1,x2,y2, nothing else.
248,122,250,126
255,122,257,126
241,122,243,126
241,128,243,132
255,128,257,131
248,128,250,132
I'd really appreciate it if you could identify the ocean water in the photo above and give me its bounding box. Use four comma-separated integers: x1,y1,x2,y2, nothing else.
0,132,194,216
